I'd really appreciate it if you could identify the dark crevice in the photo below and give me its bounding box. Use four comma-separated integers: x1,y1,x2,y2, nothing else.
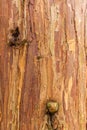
8,26,20,46
8,26,29,47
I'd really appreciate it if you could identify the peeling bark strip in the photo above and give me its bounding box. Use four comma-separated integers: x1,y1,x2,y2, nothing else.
0,0,87,130
7,45,28,130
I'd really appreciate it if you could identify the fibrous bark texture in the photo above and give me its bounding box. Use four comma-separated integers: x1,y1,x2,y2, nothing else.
0,0,87,130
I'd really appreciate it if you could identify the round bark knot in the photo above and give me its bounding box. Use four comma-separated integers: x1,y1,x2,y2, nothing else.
46,101,59,114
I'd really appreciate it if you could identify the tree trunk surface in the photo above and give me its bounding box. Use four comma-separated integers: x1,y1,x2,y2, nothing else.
0,0,87,130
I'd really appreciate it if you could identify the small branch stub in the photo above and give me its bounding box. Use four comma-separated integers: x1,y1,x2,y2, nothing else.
45,101,59,130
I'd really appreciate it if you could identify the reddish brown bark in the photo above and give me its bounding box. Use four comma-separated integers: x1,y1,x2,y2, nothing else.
0,0,87,130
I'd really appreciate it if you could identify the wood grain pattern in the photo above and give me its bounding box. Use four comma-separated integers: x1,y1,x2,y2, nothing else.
0,0,87,130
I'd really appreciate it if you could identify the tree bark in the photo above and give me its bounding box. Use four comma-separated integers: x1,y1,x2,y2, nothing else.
0,0,87,130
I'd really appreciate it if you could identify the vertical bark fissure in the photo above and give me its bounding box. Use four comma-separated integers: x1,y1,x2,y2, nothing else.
84,3,87,129
71,3,79,83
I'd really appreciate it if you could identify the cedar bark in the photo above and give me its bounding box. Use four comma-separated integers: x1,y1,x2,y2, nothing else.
0,0,87,130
